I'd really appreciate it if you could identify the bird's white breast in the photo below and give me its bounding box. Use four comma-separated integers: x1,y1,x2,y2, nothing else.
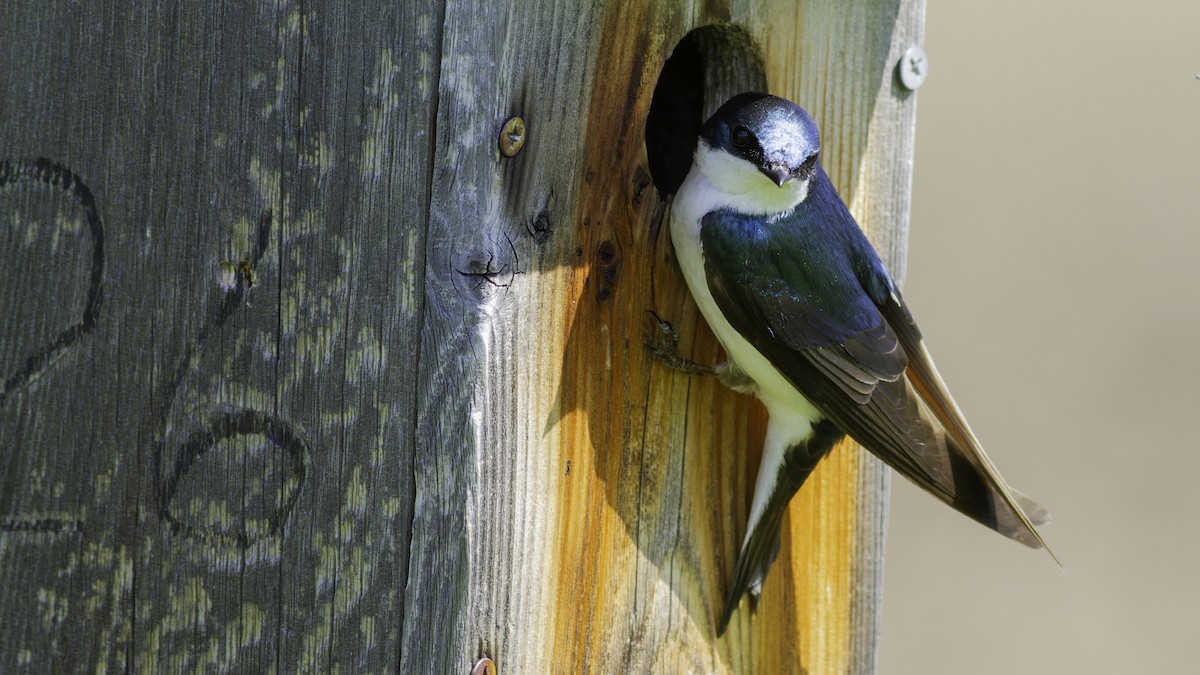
669,154,823,428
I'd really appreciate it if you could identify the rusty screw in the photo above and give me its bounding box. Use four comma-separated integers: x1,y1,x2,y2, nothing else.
471,657,496,675
499,116,526,157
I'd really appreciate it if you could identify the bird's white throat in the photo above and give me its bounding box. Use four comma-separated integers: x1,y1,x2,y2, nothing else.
692,140,810,216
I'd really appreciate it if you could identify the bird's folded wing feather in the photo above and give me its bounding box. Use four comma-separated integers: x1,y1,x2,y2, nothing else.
700,206,1050,549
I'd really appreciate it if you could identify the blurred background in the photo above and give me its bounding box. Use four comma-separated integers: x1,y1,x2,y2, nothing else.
879,1,1200,673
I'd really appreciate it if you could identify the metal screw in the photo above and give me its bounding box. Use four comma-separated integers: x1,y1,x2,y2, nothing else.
499,116,526,157
471,657,496,675
898,45,928,90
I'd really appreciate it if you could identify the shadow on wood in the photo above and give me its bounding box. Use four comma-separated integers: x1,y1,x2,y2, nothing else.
550,21,781,671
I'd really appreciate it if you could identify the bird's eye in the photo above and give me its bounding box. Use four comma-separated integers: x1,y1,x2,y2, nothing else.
732,125,751,148
801,152,819,173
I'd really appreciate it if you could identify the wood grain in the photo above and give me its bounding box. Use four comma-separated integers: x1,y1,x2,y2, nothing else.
0,0,923,672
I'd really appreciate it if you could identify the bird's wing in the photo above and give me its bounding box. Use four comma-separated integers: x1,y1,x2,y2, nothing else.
700,204,1050,550
876,286,1054,550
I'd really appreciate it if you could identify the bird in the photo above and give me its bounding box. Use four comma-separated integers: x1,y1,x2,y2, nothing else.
660,92,1053,636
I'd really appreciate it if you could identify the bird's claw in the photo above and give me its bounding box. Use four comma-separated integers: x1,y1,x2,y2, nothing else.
644,310,718,376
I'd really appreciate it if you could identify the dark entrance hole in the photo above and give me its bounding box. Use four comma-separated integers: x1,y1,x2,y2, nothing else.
644,25,768,199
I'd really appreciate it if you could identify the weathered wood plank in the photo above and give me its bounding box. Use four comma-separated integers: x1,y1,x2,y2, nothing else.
0,1,429,671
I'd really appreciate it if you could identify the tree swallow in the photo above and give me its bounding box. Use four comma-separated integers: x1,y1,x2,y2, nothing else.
664,93,1052,635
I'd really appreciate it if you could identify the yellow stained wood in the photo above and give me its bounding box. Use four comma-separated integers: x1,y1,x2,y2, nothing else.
473,1,920,672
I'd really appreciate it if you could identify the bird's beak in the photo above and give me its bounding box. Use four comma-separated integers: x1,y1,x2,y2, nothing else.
763,163,791,187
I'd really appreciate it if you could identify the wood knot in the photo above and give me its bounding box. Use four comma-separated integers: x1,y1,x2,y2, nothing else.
527,207,552,245
595,240,621,303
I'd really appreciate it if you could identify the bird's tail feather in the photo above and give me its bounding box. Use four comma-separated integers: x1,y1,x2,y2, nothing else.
717,496,786,636
717,420,842,636
1011,487,1051,526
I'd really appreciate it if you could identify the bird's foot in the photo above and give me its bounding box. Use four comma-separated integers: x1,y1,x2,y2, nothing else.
644,311,718,377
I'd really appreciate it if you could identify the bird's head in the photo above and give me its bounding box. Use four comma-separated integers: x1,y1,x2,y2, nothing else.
694,93,821,214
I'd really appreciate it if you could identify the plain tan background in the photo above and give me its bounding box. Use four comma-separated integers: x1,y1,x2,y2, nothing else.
878,1,1200,673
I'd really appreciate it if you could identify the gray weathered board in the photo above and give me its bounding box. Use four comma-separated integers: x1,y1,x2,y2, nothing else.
0,1,922,672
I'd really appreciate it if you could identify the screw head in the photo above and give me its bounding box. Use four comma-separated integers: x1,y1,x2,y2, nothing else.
898,45,928,90
471,657,496,675
499,116,526,157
